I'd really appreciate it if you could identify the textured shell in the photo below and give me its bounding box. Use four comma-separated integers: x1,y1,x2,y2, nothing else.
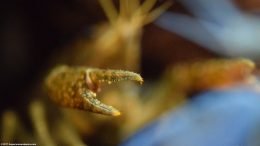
45,66,91,110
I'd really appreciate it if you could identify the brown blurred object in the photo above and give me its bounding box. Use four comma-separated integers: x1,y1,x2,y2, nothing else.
236,0,260,11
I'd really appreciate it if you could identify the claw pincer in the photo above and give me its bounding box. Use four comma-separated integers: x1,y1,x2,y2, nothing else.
45,66,143,116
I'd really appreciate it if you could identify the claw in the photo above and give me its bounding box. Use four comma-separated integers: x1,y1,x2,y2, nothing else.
86,68,143,91
45,65,143,116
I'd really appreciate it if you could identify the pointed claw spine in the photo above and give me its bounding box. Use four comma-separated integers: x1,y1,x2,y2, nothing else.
87,68,143,85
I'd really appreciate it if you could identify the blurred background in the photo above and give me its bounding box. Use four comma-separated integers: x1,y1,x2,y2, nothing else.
1,0,260,145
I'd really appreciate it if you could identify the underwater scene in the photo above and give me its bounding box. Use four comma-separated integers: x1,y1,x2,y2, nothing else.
1,0,260,146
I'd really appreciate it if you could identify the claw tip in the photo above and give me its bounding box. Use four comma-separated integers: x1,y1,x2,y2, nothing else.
133,73,144,85
112,110,121,116
138,78,144,85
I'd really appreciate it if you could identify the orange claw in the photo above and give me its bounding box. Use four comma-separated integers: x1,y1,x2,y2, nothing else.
45,66,143,116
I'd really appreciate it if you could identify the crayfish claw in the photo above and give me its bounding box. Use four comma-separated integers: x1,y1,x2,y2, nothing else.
45,66,142,116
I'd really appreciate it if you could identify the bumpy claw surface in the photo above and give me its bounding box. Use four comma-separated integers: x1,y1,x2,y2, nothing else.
45,66,143,116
